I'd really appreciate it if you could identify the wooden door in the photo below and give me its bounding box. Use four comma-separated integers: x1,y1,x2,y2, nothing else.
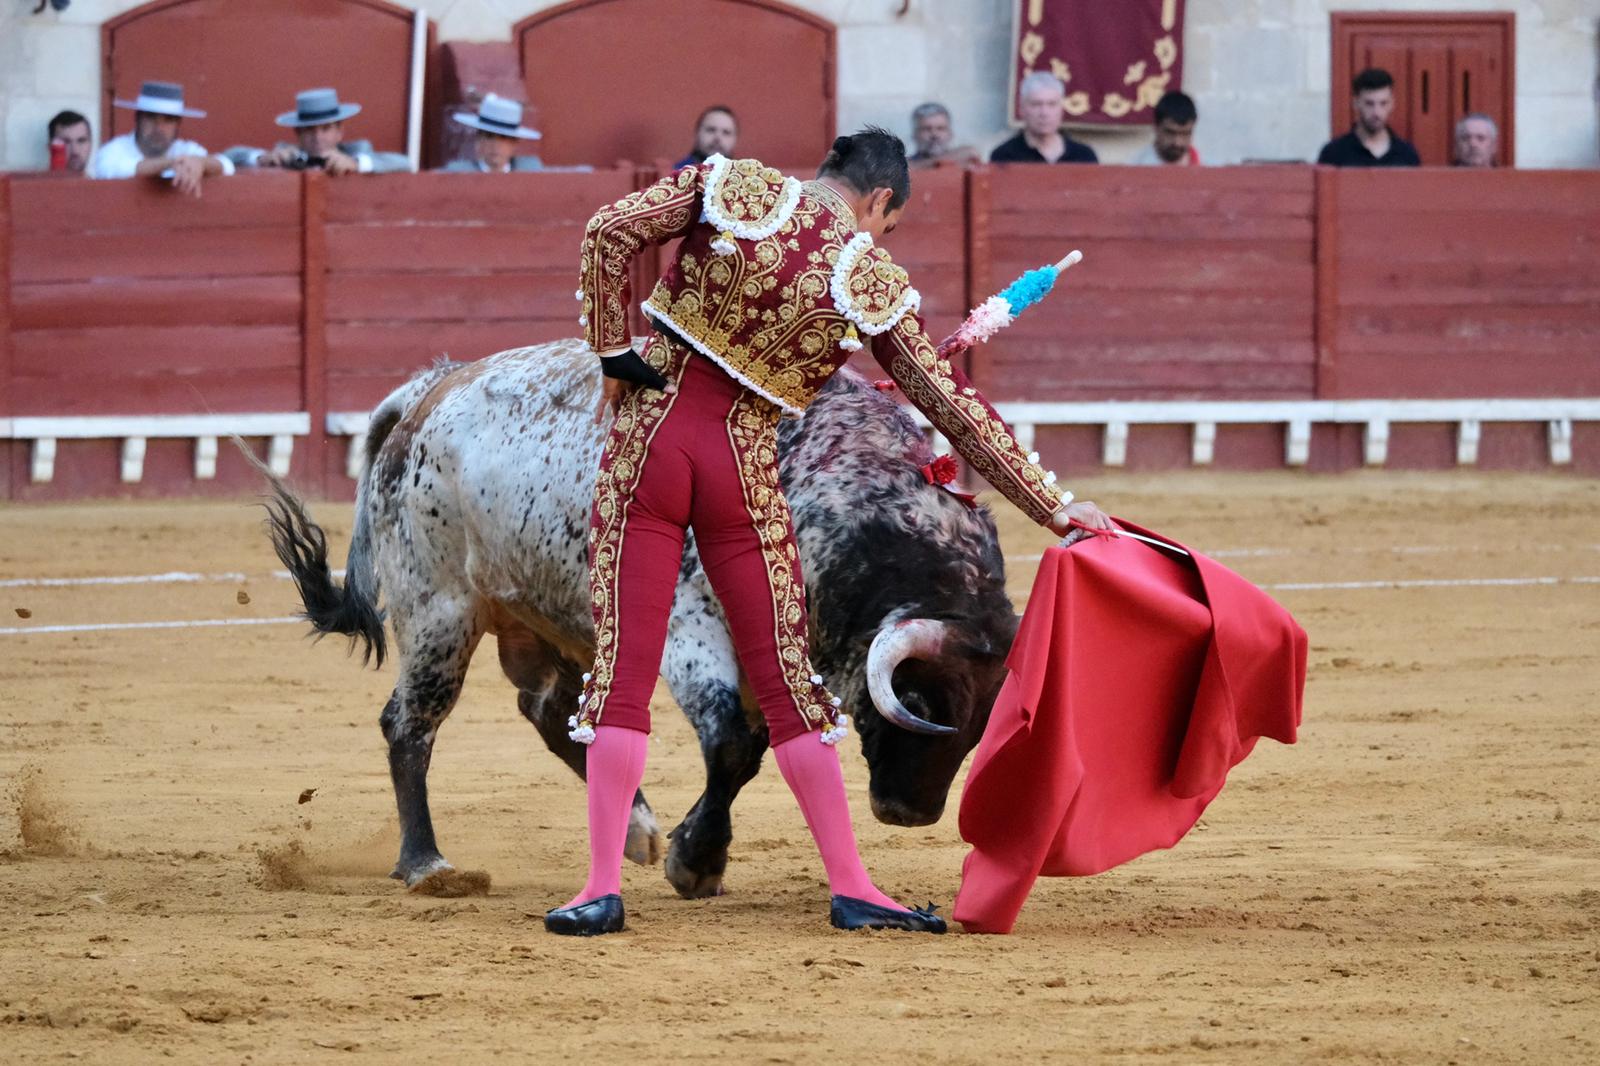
103,0,428,159
1330,12,1515,166
515,0,836,170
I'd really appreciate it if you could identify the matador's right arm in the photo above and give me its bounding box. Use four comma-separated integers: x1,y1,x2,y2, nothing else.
578,165,705,358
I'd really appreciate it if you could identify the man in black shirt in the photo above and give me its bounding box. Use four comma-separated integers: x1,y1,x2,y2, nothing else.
990,71,1098,164
1317,68,1420,167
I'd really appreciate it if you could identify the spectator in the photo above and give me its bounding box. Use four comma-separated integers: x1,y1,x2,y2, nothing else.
990,71,1098,164
441,94,544,172
47,110,93,174
908,102,979,168
1317,68,1420,167
1129,91,1200,166
675,106,738,168
88,81,233,196
226,88,410,175
1453,113,1499,167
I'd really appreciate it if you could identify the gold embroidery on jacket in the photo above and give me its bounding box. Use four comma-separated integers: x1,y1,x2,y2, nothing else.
706,157,800,233
580,166,702,351
841,245,920,332
881,316,1065,526
640,186,860,414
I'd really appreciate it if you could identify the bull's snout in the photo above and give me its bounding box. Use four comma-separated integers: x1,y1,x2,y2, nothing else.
870,793,945,827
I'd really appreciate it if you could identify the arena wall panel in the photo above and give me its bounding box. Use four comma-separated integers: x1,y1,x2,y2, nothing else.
971,165,1319,402
1323,170,1600,399
7,175,305,421
320,170,634,416
0,176,13,500
2,167,1597,500
847,164,967,379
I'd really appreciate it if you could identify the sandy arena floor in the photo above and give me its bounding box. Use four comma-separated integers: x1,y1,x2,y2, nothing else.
1,473,1597,1064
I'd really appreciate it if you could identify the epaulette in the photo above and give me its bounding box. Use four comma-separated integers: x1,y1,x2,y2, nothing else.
700,154,802,254
829,235,921,350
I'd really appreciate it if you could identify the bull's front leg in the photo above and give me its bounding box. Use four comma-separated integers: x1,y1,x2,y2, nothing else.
661,578,767,899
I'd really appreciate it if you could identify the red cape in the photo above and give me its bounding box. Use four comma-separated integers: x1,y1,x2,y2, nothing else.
953,521,1306,934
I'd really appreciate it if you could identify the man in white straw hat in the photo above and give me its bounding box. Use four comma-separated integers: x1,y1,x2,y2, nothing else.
88,80,234,196
441,94,544,173
226,88,411,176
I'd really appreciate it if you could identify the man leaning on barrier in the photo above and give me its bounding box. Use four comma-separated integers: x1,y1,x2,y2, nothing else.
88,81,234,196
226,88,411,176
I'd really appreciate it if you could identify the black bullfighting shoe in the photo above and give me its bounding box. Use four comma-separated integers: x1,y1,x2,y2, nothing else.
829,896,947,934
544,894,625,936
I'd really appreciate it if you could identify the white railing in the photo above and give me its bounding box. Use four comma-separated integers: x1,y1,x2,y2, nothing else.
910,399,1598,468
323,399,1595,477
3,413,311,483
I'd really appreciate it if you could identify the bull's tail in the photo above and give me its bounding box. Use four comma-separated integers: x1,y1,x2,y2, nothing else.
239,395,409,668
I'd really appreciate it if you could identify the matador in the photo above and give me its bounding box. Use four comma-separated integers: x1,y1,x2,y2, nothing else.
546,128,1111,937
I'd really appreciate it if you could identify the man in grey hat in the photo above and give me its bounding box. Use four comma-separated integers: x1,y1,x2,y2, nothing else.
441,94,543,173
88,80,234,196
227,88,411,175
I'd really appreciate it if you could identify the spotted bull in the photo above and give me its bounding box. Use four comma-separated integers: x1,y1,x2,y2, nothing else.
260,338,1018,898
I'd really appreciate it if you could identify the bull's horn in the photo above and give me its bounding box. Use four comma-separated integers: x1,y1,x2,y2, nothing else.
866,619,958,736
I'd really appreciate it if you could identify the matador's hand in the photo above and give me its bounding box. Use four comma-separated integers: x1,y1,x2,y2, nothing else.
593,350,677,423
1049,500,1114,543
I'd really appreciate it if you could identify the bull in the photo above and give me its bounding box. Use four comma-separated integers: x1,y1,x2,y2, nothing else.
261,338,1017,898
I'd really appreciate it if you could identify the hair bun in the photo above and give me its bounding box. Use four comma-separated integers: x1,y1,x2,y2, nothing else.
829,135,853,158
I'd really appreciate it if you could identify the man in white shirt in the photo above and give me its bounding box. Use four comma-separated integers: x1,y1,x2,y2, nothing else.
440,95,544,173
88,81,233,196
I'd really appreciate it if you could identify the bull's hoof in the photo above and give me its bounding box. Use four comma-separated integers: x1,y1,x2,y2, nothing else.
664,846,726,899
391,854,453,888
625,807,663,866
409,867,491,898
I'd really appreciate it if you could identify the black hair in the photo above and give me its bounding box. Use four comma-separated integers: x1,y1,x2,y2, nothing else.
817,126,910,210
48,110,89,138
1352,68,1394,95
696,105,737,128
1153,91,1197,127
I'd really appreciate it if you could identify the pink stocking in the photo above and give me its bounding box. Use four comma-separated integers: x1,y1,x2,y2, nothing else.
564,725,649,909
772,733,907,912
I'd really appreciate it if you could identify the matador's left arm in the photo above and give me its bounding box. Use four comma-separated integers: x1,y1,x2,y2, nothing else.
872,312,1068,528
579,165,705,357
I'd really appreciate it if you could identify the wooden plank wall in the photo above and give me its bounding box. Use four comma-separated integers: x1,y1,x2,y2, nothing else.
321,170,637,414
0,176,12,500
3,167,1598,497
9,174,305,416
6,173,306,497
971,165,1318,401
875,164,967,371
1324,170,1600,398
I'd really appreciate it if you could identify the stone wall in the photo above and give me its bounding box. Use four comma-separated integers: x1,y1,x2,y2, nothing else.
1,0,1594,171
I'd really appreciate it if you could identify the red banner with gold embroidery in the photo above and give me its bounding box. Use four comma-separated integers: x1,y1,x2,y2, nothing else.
1009,0,1186,127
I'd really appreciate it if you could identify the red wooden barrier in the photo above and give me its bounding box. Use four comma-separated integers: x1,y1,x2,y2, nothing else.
9,175,305,417
1321,169,1600,399
6,174,308,498
321,169,636,413
859,163,968,378
971,164,1318,402
2,166,1597,499
0,176,13,500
